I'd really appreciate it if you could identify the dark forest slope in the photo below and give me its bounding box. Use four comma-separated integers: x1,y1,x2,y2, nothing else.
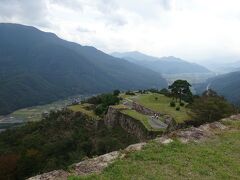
0,23,167,114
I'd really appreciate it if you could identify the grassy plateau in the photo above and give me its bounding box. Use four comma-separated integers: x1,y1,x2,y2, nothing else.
136,93,190,123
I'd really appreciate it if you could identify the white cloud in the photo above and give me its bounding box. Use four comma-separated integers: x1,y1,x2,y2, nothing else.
0,0,240,62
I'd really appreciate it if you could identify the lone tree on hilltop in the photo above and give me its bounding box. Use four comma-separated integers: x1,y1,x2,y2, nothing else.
169,80,192,103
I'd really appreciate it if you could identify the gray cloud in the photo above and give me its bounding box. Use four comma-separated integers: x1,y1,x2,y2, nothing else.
0,0,240,62
76,27,96,33
50,0,83,11
0,0,50,27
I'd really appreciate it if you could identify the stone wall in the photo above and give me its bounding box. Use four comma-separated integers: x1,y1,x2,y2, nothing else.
131,102,177,131
131,102,162,116
104,107,160,141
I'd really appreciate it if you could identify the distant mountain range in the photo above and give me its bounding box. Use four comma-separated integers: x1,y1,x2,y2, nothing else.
203,61,240,74
195,71,240,105
112,51,211,74
0,23,167,115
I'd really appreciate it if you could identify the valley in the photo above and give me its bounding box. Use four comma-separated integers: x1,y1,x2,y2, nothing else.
0,94,92,132
0,23,239,180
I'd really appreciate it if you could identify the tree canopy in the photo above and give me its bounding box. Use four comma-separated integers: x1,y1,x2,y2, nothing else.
169,80,192,103
189,89,236,125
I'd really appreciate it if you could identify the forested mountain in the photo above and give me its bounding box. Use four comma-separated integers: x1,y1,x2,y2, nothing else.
195,71,240,105
0,23,167,115
112,51,211,74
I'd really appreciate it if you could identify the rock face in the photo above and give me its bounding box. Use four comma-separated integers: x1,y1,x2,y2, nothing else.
28,143,147,180
131,102,176,130
72,151,120,176
169,121,228,143
28,115,240,180
28,170,69,180
104,106,160,141
132,101,162,116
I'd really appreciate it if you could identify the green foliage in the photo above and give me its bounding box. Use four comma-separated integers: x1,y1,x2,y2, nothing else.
0,110,137,179
85,94,120,116
176,106,180,111
125,91,135,95
180,102,185,106
113,90,120,96
195,71,240,105
169,80,192,103
170,101,176,107
146,88,159,93
138,90,147,94
94,104,107,116
189,90,236,125
159,88,171,96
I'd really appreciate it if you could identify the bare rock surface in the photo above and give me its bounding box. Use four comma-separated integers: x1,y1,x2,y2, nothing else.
154,136,173,144
28,170,69,180
124,142,147,152
72,151,120,176
170,121,228,143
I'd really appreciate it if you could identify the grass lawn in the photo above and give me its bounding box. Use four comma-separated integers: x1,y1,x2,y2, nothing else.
121,109,151,130
136,93,190,123
69,128,240,180
119,93,132,99
68,104,100,120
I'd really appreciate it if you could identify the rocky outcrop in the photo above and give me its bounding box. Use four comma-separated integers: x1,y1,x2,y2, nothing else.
28,170,69,180
131,102,177,130
28,143,147,180
71,151,120,176
132,101,162,116
104,106,160,141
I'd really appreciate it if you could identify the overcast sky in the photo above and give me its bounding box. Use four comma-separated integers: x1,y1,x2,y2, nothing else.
0,0,240,63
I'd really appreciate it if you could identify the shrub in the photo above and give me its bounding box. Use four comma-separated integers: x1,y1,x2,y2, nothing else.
176,106,180,111
180,102,185,106
113,90,120,96
94,104,107,115
189,91,236,125
159,88,170,96
147,88,159,93
85,96,102,105
125,91,135,95
170,101,176,107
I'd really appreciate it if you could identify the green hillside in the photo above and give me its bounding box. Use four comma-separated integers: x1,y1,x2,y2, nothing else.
195,71,240,105
0,110,138,179
0,23,167,115
136,93,190,123
70,120,240,180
